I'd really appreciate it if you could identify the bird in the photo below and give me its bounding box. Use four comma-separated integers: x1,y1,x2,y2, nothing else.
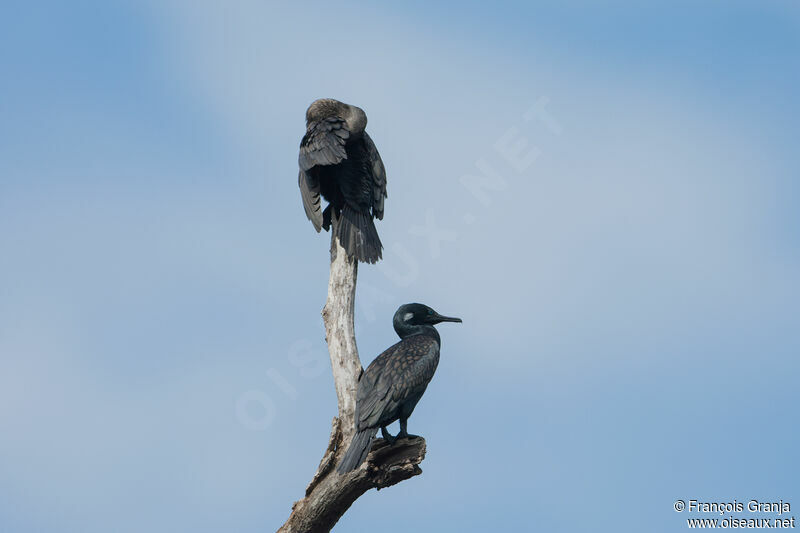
337,303,462,473
297,98,387,263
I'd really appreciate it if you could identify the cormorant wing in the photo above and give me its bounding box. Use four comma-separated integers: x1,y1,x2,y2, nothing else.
355,336,439,430
362,132,387,220
297,117,351,231
298,170,323,231
298,117,350,171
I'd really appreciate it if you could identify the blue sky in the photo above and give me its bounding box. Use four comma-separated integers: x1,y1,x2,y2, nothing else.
1,1,798,532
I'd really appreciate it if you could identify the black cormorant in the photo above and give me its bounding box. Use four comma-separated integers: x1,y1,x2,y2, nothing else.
298,98,387,263
337,303,462,473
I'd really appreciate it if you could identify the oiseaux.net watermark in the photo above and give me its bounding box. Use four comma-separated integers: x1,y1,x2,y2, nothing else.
675,499,795,529
234,96,564,431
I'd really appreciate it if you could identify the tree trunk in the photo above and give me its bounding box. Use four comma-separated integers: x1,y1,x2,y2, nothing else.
277,227,426,533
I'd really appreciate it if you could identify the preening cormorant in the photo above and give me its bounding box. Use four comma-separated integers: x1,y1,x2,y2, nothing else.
337,303,462,473
298,98,387,263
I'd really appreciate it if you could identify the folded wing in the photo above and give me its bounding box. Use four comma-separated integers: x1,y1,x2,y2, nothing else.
355,337,438,430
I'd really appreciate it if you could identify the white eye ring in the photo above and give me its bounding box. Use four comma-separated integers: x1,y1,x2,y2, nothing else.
403,312,414,321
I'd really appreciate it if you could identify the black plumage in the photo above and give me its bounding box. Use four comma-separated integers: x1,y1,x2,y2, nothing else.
337,303,462,473
298,98,387,263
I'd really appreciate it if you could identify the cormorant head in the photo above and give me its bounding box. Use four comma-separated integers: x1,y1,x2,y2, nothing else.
394,303,462,327
306,98,367,133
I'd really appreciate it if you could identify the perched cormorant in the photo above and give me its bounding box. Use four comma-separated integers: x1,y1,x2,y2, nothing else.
298,98,387,263
337,303,462,473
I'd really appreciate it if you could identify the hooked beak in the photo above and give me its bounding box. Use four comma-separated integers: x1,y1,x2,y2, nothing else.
432,313,462,324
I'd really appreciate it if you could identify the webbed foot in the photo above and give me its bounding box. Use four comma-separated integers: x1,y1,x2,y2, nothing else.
322,206,333,231
381,426,397,445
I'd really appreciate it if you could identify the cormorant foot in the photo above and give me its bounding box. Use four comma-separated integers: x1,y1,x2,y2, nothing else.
397,430,419,440
381,426,398,445
322,206,332,231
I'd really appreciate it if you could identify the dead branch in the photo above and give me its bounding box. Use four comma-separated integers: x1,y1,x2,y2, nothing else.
277,228,427,533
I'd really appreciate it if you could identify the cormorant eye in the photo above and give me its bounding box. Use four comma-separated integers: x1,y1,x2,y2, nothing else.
428,310,433,315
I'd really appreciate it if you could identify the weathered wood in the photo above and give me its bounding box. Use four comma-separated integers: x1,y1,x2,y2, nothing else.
277,224,427,533
321,232,361,443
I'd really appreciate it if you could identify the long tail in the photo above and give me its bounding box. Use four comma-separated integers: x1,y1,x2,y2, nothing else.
337,428,377,473
337,205,383,263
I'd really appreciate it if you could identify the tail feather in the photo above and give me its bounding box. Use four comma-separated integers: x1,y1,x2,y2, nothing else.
337,205,383,263
337,428,377,473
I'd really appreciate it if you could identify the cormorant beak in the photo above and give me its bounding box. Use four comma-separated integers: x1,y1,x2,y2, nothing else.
431,313,462,324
